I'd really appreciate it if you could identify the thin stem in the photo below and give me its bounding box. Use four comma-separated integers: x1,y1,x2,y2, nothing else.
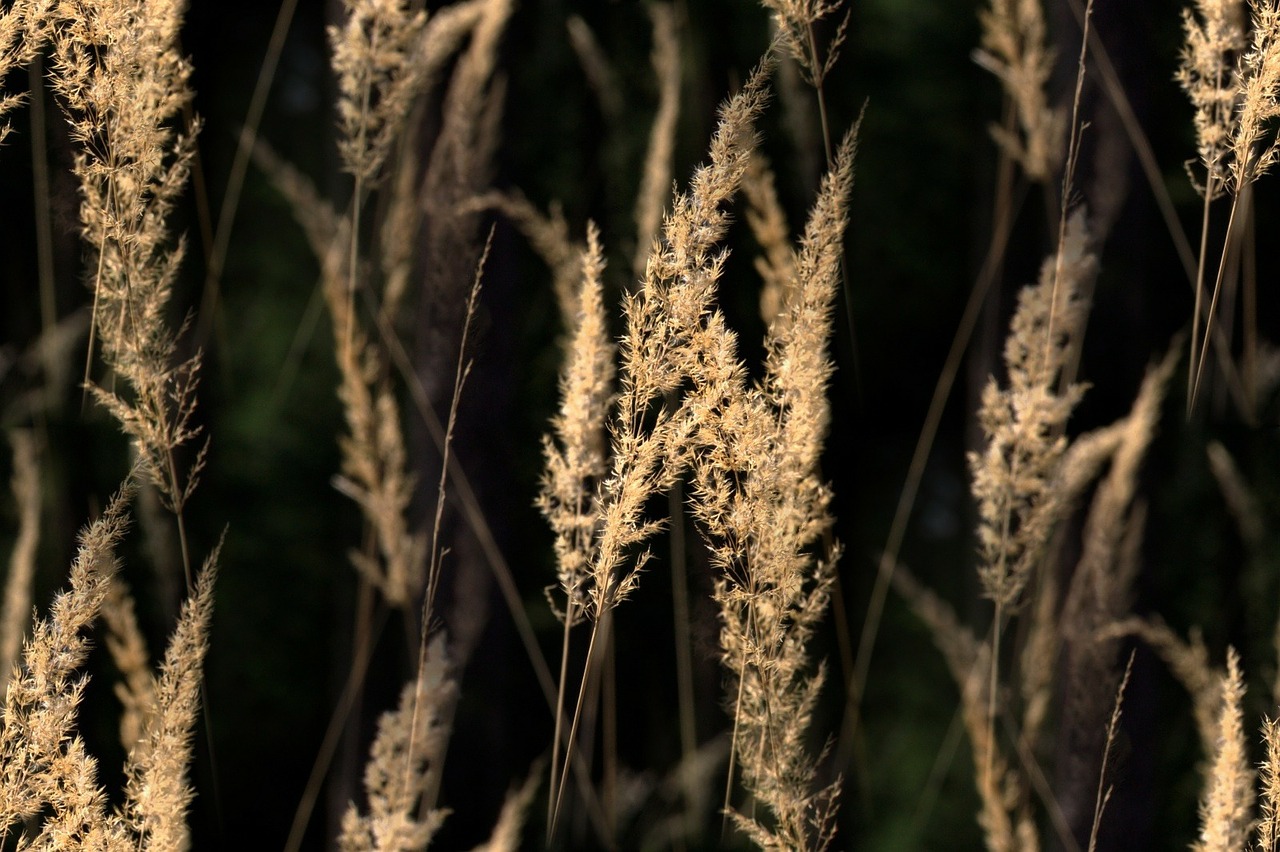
1190,194,1242,414
283,579,384,852
668,479,699,844
195,0,302,351
550,617,603,842
548,598,577,833
1189,178,1215,414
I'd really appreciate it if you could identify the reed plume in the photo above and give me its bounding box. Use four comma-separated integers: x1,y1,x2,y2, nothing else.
974,0,1064,182
1194,647,1254,852
1,430,40,684
0,480,134,841
48,0,207,589
970,209,1093,612
339,634,457,852
700,122,859,850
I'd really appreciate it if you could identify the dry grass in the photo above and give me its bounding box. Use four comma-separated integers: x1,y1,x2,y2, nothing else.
3,0,1280,849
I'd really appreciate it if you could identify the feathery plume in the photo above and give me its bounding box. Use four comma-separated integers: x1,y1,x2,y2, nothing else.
741,151,796,328
695,122,858,851
566,15,624,121
0,0,55,145
1177,0,1246,197
330,0,428,185
101,582,158,755
121,541,221,852
1,430,40,684
894,568,1039,852
50,0,207,590
0,479,135,840
1194,647,1254,852
1258,716,1280,852
974,0,1064,181
339,634,457,852
760,0,850,89
538,223,615,623
970,209,1094,611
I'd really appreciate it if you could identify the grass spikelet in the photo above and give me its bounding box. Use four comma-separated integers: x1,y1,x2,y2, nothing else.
1,430,40,684
1087,652,1134,852
255,141,426,609
566,15,624,121
1185,0,1280,410
0,0,55,145
0,478,135,840
1178,0,1246,197
1205,440,1266,548
970,208,1094,612
339,633,457,852
589,58,773,619
50,0,206,588
698,122,858,851
742,151,795,328
121,539,221,852
467,763,541,852
893,567,1037,852
469,191,583,319
329,0,428,186
101,581,158,755
1194,647,1254,852
538,222,614,624
1106,616,1223,752
1228,0,1280,192
547,60,774,838
760,0,850,90
1257,716,1280,852
974,0,1064,181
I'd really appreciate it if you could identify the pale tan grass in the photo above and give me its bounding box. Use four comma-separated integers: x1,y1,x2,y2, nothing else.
0,478,134,843
466,761,541,852
538,223,614,624
970,209,1093,612
688,122,858,850
101,581,158,755
253,139,426,609
1206,440,1266,548
1186,0,1280,411
0,0,55,146
974,0,1064,182
330,0,428,186
1086,652,1134,852
1063,348,1177,631
1258,716,1280,852
760,0,849,93
417,0,513,361
893,567,1039,852
467,190,583,319
1194,647,1254,852
1178,0,1245,198
1,430,40,685
120,540,220,852
51,0,206,587
1104,616,1222,750
546,61,775,839
340,632,457,852
742,151,796,328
